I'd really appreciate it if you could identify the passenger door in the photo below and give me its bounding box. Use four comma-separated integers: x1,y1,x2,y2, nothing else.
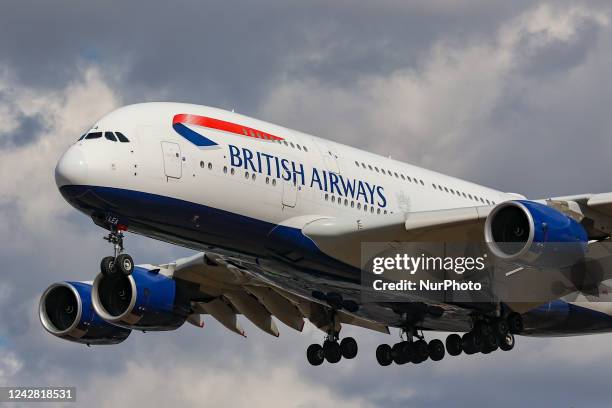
282,179,298,208
161,141,182,179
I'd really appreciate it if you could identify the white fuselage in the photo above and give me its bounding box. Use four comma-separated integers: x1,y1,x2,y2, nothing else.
56,102,518,229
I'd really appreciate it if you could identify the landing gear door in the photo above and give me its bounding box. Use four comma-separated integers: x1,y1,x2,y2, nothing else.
282,180,298,208
161,141,182,179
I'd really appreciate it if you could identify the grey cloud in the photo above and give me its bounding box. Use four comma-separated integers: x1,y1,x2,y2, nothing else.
0,112,48,149
516,18,603,78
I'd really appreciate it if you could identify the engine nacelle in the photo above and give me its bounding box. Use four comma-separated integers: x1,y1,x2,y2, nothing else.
39,282,131,345
92,266,191,331
485,200,587,267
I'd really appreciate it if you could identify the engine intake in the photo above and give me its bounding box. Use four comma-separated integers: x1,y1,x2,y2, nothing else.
484,200,587,266
39,282,131,345
92,266,191,331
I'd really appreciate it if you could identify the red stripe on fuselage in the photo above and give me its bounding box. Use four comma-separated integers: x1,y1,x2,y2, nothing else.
172,114,284,141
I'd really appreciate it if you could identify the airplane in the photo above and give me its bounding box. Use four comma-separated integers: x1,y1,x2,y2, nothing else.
39,102,612,366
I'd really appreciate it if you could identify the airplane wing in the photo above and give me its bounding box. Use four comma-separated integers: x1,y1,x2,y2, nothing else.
165,252,389,337
302,206,493,268
301,195,612,314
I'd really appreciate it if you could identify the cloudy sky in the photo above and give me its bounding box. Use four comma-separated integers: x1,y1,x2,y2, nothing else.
2,0,612,406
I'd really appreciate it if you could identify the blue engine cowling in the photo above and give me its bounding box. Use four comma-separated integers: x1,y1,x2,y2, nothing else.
92,266,191,331
39,282,131,345
484,200,587,267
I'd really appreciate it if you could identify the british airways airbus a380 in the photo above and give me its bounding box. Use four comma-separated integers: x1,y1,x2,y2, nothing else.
40,102,612,366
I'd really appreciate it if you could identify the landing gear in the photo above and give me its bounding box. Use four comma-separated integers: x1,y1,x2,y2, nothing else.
391,341,412,365
445,333,462,356
377,327,447,366
340,337,358,359
376,344,393,366
428,339,445,361
306,344,324,366
100,228,134,276
507,312,524,334
306,306,358,365
499,333,515,351
373,312,522,367
323,340,342,363
306,335,358,366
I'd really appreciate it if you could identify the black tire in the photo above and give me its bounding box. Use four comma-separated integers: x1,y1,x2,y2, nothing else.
392,341,411,365
445,334,462,356
340,337,358,359
491,319,509,337
412,340,429,363
482,333,498,354
499,333,515,351
428,339,445,361
100,256,116,276
115,254,134,276
376,344,393,366
462,332,482,355
507,313,524,334
323,340,342,364
306,344,324,366
474,321,491,337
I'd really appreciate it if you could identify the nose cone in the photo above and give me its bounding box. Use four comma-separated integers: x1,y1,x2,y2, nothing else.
55,146,88,188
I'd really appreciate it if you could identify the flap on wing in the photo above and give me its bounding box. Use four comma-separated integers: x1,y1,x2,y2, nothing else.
587,192,612,218
303,206,492,267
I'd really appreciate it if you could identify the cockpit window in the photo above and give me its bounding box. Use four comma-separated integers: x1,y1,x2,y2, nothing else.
85,132,102,139
115,132,130,143
78,134,86,141
104,132,117,142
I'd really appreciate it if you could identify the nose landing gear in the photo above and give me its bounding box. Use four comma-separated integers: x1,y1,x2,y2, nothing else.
100,227,134,276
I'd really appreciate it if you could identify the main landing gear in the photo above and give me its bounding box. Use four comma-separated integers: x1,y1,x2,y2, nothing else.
375,328,445,366
306,333,358,366
306,301,359,366
100,227,134,277
375,312,523,366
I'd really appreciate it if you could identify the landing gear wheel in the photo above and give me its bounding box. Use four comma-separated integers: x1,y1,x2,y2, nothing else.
115,254,134,276
376,344,393,366
462,332,482,355
323,340,341,364
499,333,515,351
100,256,116,277
392,341,412,365
412,339,429,363
507,312,524,334
428,339,445,361
481,333,498,354
445,334,462,356
474,321,492,337
491,319,509,338
307,344,324,366
340,337,358,359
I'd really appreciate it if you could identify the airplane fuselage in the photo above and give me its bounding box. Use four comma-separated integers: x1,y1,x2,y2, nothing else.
54,102,612,336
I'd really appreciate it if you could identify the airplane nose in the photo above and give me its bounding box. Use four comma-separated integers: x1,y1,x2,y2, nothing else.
55,146,88,188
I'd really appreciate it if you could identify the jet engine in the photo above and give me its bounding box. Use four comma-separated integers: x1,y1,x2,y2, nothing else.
484,200,587,267
39,282,131,345
92,266,191,331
